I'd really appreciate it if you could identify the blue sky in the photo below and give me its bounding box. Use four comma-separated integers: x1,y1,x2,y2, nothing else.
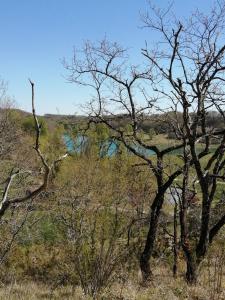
0,0,214,115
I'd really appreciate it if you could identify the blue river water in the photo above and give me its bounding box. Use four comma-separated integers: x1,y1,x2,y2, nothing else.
64,134,216,157
63,134,156,157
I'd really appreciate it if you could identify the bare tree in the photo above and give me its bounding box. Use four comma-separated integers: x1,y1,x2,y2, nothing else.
65,39,187,282
0,80,68,231
65,1,225,283
141,1,225,282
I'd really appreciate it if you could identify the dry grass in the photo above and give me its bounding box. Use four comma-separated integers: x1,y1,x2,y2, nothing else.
1,264,225,300
0,280,217,300
0,282,91,300
150,134,177,146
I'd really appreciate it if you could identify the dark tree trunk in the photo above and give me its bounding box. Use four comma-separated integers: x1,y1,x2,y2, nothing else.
186,255,197,284
178,149,199,284
140,195,164,281
196,192,210,261
173,202,178,277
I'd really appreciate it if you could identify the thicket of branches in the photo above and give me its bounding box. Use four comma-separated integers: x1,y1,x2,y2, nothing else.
65,0,225,283
1,1,225,299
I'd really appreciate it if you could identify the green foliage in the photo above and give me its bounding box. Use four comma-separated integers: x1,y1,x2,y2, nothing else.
21,116,48,136
41,124,65,161
2,110,225,297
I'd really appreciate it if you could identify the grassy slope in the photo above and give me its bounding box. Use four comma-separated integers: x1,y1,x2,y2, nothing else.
1,264,224,300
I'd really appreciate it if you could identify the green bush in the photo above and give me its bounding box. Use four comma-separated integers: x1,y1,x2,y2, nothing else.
21,116,48,136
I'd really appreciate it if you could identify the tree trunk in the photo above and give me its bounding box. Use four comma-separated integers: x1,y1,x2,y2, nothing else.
196,192,210,261
185,252,198,284
173,202,178,277
140,196,163,281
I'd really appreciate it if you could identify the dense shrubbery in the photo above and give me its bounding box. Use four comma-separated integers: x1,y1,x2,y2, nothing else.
22,116,48,136
0,107,225,299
